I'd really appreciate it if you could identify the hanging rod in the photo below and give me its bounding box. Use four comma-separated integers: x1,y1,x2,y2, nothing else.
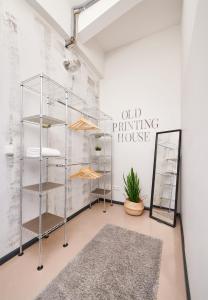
48,162,92,168
66,0,101,48
57,100,97,121
57,99,111,121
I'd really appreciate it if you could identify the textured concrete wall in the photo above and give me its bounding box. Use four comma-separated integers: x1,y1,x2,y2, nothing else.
0,0,99,258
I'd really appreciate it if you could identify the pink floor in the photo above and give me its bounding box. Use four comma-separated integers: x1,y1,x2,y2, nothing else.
0,203,187,300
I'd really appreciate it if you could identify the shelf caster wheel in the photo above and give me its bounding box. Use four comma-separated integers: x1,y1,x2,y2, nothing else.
110,203,113,206
18,252,24,256
103,210,106,213
44,234,49,239
37,265,43,271
63,243,68,248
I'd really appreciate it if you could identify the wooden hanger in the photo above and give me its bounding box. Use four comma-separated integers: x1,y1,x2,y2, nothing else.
70,166,102,179
69,117,99,131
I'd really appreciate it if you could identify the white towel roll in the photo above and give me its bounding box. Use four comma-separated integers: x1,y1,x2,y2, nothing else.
26,147,61,157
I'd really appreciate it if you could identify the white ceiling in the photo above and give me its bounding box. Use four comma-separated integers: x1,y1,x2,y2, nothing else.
93,0,182,52
70,0,85,6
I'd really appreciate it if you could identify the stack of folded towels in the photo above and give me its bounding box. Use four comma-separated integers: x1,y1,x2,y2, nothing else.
26,147,61,158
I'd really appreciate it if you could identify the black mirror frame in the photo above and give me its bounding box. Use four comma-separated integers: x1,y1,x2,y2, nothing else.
149,129,182,227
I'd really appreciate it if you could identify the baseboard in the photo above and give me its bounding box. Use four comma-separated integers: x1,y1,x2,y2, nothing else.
102,198,150,211
0,200,97,266
0,236,39,266
179,215,191,300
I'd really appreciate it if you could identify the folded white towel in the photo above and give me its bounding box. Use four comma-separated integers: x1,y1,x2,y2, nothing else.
26,147,61,158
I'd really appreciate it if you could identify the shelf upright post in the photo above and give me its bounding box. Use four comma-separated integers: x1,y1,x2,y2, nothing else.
98,120,100,190
44,128,49,239
63,91,69,248
37,74,44,271
97,119,100,204
103,128,106,213
110,132,113,206
46,97,49,217
89,135,92,209
19,83,24,257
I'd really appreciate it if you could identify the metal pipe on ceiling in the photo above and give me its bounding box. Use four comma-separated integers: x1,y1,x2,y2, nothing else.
65,0,100,48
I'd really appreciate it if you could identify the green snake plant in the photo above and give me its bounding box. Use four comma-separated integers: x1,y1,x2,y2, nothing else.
123,168,141,203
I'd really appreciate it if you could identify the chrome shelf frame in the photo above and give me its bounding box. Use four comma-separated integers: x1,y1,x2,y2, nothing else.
19,74,69,271
19,73,113,269
89,126,113,213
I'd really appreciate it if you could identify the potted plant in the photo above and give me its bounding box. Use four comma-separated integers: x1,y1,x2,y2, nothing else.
123,168,144,216
95,145,102,156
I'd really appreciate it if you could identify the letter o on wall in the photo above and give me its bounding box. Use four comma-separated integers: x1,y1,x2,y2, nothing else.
122,110,130,120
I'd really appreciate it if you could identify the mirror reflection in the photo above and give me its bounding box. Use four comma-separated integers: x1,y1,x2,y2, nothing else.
150,130,181,227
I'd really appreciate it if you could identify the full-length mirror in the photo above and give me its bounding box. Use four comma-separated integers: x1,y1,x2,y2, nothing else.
150,130,181,227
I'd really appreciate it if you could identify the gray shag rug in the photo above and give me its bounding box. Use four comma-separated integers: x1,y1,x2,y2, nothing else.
36,224,162,300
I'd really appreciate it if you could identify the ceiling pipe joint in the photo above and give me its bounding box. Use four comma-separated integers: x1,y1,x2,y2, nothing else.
65,0,100,48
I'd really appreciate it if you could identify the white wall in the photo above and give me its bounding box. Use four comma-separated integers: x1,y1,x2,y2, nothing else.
100,26,181,206
77,38,105,79
181,0,208,298
182,0,199,65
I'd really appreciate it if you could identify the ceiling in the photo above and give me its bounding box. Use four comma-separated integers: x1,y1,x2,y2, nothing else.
70,0,86,6
93,0,182,52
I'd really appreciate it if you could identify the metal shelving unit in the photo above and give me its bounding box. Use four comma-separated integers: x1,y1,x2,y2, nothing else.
19,74,69,270
67,108,113,213
89,121,113,213
19,73,113,269
66,104,113,213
